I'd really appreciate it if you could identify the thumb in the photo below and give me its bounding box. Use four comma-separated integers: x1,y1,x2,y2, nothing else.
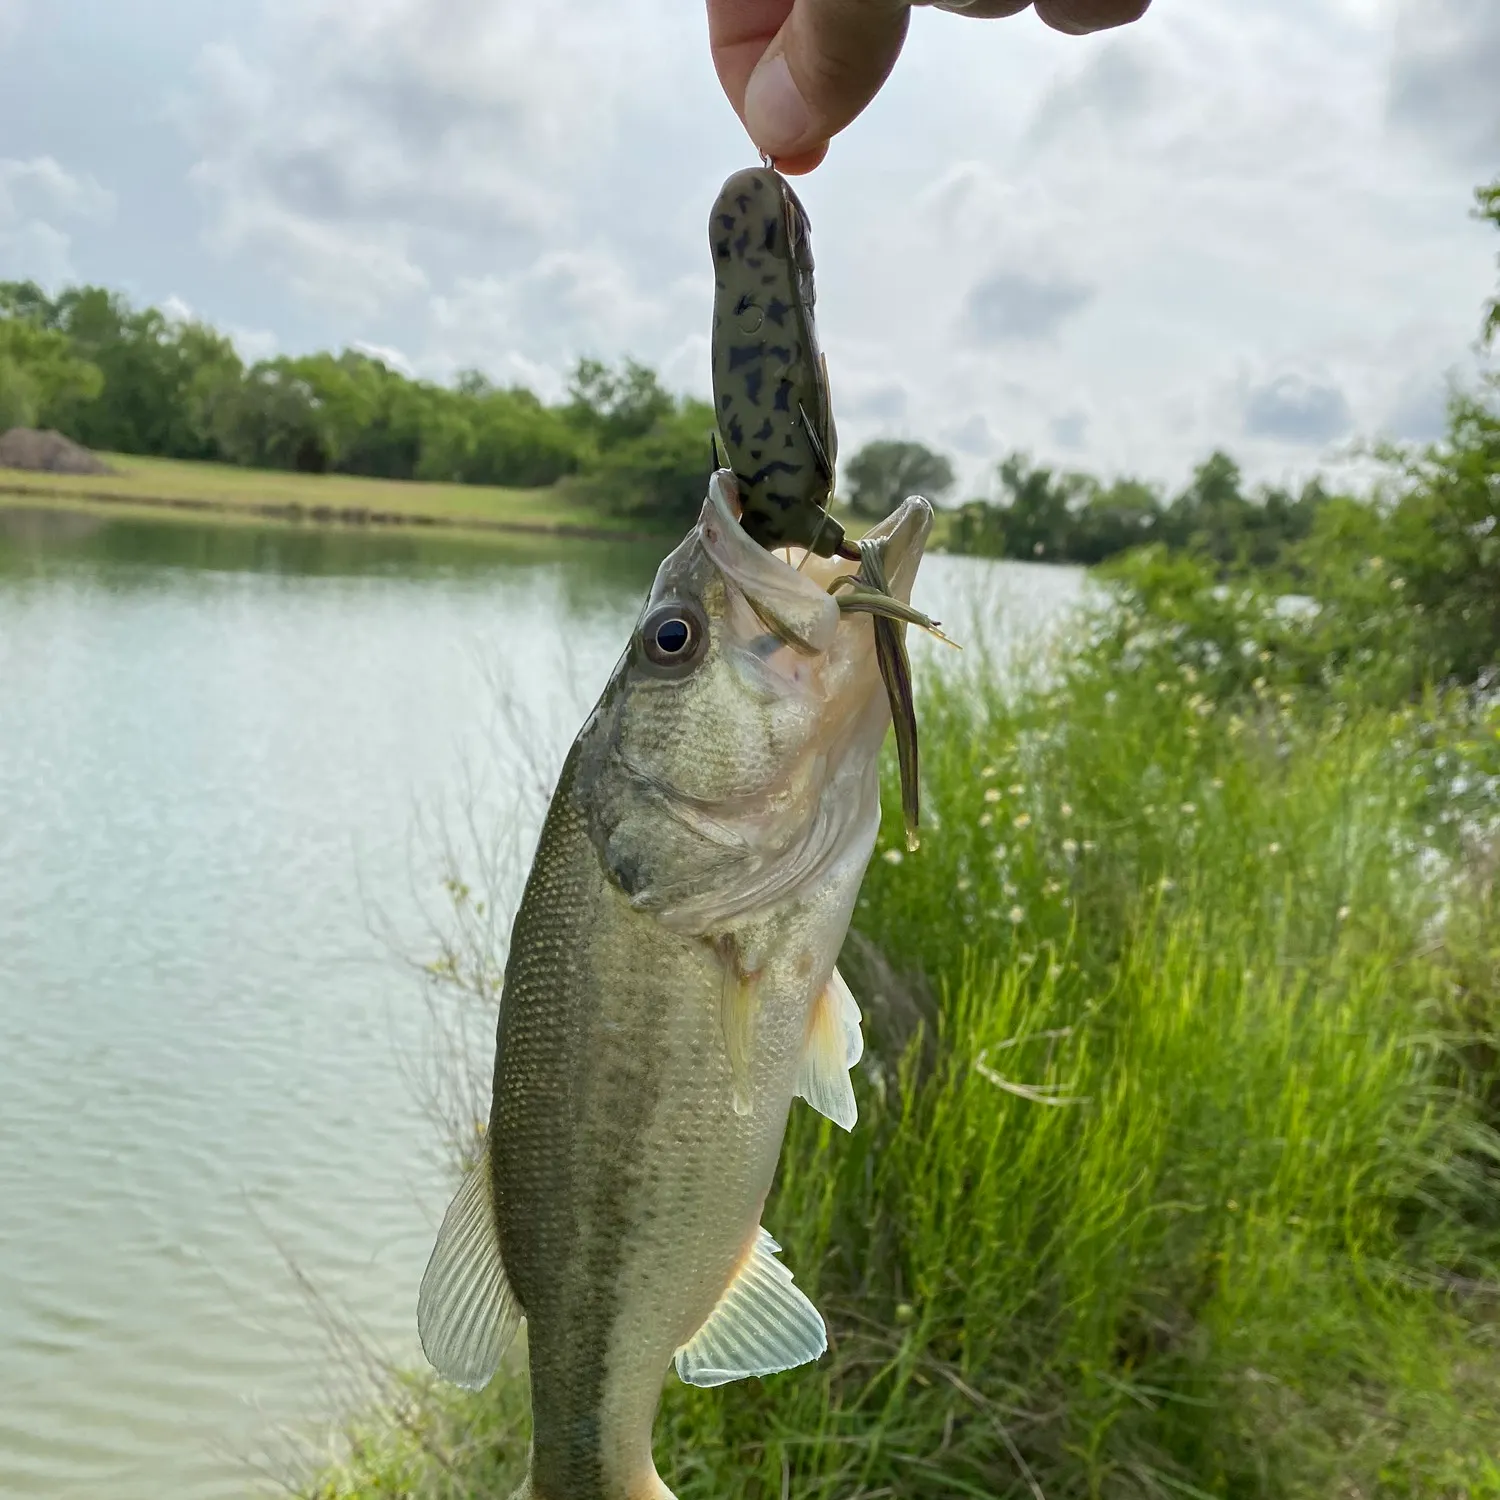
745,0,911,164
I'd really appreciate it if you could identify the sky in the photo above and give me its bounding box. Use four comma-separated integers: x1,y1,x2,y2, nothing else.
0,0,1496,497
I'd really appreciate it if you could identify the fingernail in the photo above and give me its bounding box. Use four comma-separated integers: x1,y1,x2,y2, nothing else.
745,53,814,156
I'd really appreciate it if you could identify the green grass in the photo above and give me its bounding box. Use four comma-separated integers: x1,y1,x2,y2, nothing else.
0,452,965,551
0,452,662,538
305,589,1500,1499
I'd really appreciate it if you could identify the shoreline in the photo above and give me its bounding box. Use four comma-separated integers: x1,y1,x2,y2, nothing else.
0,476,672,546
0,455,955,552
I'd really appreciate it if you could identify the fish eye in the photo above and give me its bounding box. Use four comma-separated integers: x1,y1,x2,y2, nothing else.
639,602,708,675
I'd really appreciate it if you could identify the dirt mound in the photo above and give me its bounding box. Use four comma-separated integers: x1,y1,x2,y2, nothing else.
0,427,114,476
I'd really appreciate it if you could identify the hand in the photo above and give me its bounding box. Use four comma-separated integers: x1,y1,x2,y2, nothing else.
708,0,1151,173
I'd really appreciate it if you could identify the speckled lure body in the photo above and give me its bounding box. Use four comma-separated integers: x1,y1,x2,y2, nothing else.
709,167,851,559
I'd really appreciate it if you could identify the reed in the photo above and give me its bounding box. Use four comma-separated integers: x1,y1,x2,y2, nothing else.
308,588,1500,1500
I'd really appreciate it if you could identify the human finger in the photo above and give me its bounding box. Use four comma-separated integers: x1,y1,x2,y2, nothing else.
732,0,912,164
1033,0,1152,33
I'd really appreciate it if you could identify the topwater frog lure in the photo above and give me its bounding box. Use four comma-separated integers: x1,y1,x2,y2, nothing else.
708,163,956,848
709,164,852,561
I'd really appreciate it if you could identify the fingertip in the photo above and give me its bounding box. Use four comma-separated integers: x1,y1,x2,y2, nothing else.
752,0,908,158
745,49,817,157
773,142,830,175
1034,0,1151,33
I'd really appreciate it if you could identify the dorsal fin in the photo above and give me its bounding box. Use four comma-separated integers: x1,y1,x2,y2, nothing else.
674,1226,826,1388
795,968,864,1131
417,1144,523,1390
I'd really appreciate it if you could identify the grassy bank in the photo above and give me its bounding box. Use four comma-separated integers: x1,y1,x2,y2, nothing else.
0,452,666,541
305,563,1500,1498
0,452,918,550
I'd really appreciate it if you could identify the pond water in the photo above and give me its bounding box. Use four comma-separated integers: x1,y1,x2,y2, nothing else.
0,505,1086,1500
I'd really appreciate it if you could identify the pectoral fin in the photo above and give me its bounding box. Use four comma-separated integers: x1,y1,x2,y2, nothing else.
716,935,760,1117
795,968,864,1131
416,1144,522,1391
674,1227,827,1388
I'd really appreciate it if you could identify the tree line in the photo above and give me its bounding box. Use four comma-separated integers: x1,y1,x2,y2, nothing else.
0,281,715,525
2,169,1494,563
0,280,1346,563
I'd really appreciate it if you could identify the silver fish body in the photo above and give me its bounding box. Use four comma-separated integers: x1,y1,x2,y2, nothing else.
418,473,931,1500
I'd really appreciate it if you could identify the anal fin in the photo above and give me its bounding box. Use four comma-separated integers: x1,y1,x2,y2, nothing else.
674,1226,826,1388
795,967,864,1132
417,1143,523,1390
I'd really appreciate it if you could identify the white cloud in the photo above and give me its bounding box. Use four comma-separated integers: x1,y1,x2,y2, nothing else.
150,292,279,366
0,156,115,225
1242,373,1355,446
1050,410,1090,452
143,0,1500,491
1389,0,1500,167
1382,376,1451,443
0,155,115,287
428,252,703,390
351,339,413,376
961,270,1095,345
179,0,710,326
0,220,73,287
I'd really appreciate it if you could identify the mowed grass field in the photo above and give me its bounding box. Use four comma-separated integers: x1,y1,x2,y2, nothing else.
0,452,659,540
0,452,958,550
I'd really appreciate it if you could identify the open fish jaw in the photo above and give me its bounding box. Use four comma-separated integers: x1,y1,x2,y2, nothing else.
578,472,929,933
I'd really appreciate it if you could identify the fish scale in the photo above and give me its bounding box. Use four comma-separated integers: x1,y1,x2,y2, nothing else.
499,748,828,1500
417,475,933,1499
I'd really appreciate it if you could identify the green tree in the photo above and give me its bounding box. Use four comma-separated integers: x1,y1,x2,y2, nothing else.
1069,476,1163,563
205,360,330,472
0,314,104,430
459,391,582,488
1381,388,1500,685
1476,176,1500,350
947,499,1009,558
583,397,717,528
991,453,1089,559
42,287,242,458
845,439,955,520
564,358,674,453
0,280,60,327
0,357,39,430
1161,450,1249,561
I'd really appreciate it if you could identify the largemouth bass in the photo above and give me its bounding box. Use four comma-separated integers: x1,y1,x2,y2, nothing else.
710,166,852,560
418,471,932,1500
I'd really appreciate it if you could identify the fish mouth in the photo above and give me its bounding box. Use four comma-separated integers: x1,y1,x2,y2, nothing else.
700,470,931,621
697,472,842,654
852,494,933,604
699,473,938,849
